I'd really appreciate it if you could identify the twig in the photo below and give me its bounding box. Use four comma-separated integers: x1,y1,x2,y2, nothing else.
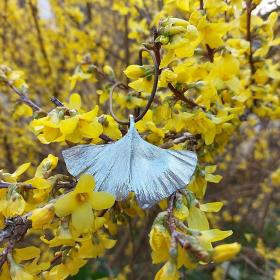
206,44,214,62
124,14,130,68
2,0,7,59
160,132,196,149
110,47,159,125
0,215,32,270
0,242,13,269
28,0,52,75
0,181,34,189
7,81,44,112
259,192,272,235
167,83,201,109
240,254,270,277
199,0,215,62
246,0,255,75
50,96,64,107
167,193,209,262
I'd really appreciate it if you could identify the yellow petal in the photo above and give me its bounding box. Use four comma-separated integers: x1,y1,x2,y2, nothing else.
60,116,79,135
69,93,81,110
177,246,196,269
201,229,233,243
29,204,54,229
176,0,189,11
205,173,222,183
160,50,175,68
205,165,216,173
187,206,209,230
93,217,106,232
89,192,115,210
79,120,103,139
5,194,26,217
200,202,223,212
14,246,40,263
35,154,58,178
71,202,93,233
75,174,95,194
12,162,31,178
79,106,99,121
43,127,61,142
25,177,52,189
54,192,78,217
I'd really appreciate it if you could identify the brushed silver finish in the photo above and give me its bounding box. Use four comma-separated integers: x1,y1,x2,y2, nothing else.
62,115,197,208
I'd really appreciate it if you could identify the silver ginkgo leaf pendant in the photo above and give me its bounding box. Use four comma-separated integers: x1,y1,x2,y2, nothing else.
62,115,197,208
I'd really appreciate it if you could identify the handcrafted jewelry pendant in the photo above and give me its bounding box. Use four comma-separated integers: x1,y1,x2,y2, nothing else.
62,115,197,208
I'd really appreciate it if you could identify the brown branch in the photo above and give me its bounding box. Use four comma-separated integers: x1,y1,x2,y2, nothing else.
167,193,210,262
6,81,44,113
2,0,8,59
246,0,255,75
259,192,272,235
50,96,64,107
167,83,201,109
0,242,13,269
240,254,270,277
110,47,160,125
199,0,215,62
28,0,52,75
160,132,196,149
0,181,34,189
124,14,130,68
85,2,92,23
206,44,214,62
0,216,32,262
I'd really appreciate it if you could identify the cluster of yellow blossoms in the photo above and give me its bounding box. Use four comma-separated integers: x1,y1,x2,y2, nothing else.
0,0,279,279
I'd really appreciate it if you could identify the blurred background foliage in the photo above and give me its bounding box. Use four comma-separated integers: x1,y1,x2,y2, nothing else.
0,0,280,279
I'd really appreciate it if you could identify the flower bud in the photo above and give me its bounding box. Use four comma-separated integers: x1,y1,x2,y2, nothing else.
213,242,241,263
123,65,145,79
103,65,113,75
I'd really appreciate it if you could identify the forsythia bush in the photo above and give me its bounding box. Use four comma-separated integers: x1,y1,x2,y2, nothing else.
0,0,279,279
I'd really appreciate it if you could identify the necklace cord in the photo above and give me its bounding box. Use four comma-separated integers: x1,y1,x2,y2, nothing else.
109,48,159,125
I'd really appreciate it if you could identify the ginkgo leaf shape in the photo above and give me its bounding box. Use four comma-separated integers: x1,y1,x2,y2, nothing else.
62,115,197,208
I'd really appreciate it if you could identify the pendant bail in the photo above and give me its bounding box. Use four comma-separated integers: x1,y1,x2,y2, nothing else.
129,114,135,127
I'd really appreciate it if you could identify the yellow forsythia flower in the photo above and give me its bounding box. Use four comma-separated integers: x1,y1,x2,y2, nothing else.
29,204,55,229
54,174,115,234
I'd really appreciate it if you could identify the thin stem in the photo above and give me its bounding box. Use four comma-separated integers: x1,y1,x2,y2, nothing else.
0,242,13,270
246,0,255,74
167,193,210,262
28,0,52,75
0,181,34,189
50,96,64,107
199,0,204,10
199,0,215,62
206,44,214,62
7,81,44,112
110,48,159,125
124,14,130,67
2,0,8,59
167,83,201,109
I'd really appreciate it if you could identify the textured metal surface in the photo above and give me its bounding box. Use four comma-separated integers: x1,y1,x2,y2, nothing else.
62,115,197,208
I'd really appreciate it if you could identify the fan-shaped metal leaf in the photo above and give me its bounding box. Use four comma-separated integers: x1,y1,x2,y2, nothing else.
62,116,197,208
